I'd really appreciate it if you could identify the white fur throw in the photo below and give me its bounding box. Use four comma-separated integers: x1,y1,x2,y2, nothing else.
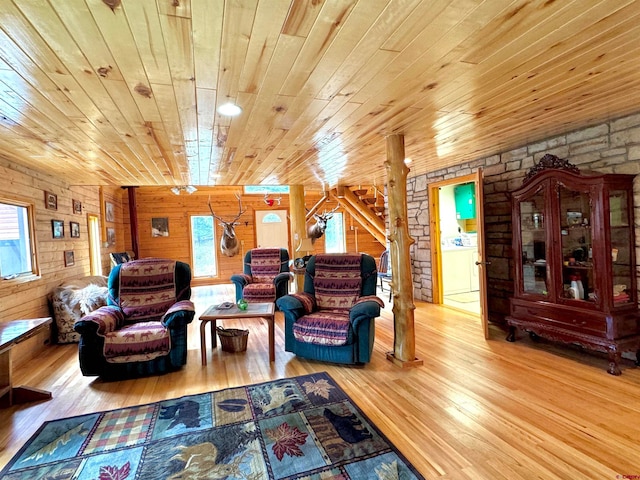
70,283,109,315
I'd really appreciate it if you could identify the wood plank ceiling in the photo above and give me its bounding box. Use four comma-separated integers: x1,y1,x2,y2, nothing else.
0,0,640,189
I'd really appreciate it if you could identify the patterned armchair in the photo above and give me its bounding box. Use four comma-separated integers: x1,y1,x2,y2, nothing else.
230,248,291,303
74,258,195,380
276,253,384,364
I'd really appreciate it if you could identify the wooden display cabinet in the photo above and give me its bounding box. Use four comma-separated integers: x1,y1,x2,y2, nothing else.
506,154,640,375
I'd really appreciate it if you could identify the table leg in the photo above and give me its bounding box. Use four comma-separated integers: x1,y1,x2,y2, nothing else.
211,319,217,348
0,349,51,407
267,315,275,362
200,320,208,366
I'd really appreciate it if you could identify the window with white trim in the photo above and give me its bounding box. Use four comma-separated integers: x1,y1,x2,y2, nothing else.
0,197,37,279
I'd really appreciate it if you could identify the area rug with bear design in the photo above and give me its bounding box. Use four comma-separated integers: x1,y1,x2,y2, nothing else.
0,372,424,479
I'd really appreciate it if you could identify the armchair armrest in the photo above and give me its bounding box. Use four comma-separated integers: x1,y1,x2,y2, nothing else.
74,305,124,336
161,300,196,327
350,296,383,329
276,292,316,315
230,273,252,286
274,271,292,285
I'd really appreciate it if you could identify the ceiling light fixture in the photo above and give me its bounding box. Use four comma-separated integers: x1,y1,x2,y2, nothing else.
171,185,197,195
217,102,242,116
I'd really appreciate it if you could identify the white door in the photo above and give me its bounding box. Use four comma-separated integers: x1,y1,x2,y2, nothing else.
255,210,289,249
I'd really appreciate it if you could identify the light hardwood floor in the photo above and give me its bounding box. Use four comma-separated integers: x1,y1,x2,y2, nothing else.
2,285,640,478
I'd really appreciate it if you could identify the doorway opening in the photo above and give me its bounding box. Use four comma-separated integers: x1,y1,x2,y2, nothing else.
438,182,481,315
430,169,488,339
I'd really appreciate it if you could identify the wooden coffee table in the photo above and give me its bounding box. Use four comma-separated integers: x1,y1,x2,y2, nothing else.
199,302,275,365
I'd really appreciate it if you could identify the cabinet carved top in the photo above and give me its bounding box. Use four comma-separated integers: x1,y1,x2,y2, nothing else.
524,154,580,183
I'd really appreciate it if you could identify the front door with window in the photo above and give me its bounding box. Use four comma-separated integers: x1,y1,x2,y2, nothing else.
255,210,289,249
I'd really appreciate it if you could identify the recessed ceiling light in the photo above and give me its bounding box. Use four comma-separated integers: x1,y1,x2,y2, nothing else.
217,102,242,116
404,157,412,164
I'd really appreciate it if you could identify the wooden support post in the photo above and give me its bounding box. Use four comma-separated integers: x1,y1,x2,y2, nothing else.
126,186,139,259
289,185,309,292
384,134,423,368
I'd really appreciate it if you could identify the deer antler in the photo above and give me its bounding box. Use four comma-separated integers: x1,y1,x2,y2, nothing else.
230,193,246,223
208,195,225,222
208,194,246,224
323,204,340,218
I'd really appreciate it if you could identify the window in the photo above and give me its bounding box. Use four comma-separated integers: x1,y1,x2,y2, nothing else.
324,212,345,253
244,185,289,195
262,213,282,223
87,214,102,276
0,198,37,278
190,215,218,277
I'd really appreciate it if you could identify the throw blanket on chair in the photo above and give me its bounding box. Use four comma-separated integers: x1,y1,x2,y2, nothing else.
293,254,363,346
101,259,181,362
117,259,178,322
314,254,362,310
249,248,283,282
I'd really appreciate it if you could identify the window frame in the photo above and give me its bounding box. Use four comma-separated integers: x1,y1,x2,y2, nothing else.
188,213,219,279
324,212,346,253
0,194,40,281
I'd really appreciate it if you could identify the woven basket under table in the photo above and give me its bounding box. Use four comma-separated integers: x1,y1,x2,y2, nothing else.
216,326,249,352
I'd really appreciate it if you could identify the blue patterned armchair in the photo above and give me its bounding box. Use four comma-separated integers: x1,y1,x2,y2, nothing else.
276,253,383,364
230,248,291,303
74,258,195,380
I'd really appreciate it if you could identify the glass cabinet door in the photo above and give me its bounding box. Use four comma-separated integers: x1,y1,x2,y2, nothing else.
558,185,593,303
610,190,633,305
519,190,548,296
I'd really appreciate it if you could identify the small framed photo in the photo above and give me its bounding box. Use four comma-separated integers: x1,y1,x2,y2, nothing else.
45,191,58,210
151,217,169,237
64,250,75,267
52,219,64,239
105,201,115,222
72,199,82,214
70,221,80,238
106,227,116,246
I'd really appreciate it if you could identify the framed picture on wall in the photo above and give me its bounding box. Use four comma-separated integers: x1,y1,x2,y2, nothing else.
45,191,58,210
70,221,80,238
106,227,116,246
64,250,75,267
52,219,64,239
72,199,82,214
151,217,169,237
105,201,115,222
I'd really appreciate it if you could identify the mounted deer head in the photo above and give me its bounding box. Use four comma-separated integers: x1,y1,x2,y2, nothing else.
208,194,246,257
307,205,339,243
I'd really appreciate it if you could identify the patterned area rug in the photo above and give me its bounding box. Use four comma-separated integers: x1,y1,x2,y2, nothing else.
1,372,424,479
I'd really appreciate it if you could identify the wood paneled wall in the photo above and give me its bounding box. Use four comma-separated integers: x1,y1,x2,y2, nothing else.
0,157,126,364
127,187,385,284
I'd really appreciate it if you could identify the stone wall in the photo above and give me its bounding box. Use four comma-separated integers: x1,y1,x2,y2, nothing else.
407,112,640,325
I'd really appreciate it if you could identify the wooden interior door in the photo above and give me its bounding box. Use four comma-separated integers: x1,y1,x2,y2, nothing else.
474,168,490,339
255,210,289,249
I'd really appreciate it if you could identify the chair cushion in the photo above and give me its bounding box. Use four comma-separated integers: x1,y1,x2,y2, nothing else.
292,311,352,346
103,321,171,363
243,283,276,302
250,248,283,283
118,259,178,322
313,254,362,311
